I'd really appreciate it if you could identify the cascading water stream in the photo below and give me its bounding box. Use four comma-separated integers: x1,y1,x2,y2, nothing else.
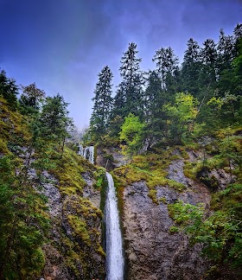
79,145,94,164
105,172,124,280
78,145,124,279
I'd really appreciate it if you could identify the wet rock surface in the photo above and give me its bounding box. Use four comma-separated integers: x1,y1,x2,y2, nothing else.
123,160,211,280
82,172,101,208
96,146,128,170
167,159,188,186
37,170,104,280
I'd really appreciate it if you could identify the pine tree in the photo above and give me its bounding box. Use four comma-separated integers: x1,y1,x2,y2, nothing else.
143,71,167,145
200,39,218,84
108,82,128,138
39,94,72,155
153,47,179,89
234,23,242,44
19,83,45,114
119,42,144,118
181,38,202,96
0,70,18,109
90,66,113,139
217,30,235,73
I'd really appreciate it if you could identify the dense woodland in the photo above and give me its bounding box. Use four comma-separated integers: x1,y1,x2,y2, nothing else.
88,24,242,277
89,24,242,151
0,24,241,279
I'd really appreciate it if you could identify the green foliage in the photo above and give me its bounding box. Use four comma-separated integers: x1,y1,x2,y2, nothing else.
153,46,179,89
0,155,49,279
119,42,144,118
164,92,198,143
94,167,106,190
90,66,113,140
113,148,186,206
168,185,242,272
0,70,18,109
0,86,105,279
19,83,45,115
120,113,145,156
40,94,72,141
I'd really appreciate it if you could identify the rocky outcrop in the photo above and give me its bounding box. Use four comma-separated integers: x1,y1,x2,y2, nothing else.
187,149,236,191
96,146,128,170
122,160,211,280
36,170,105,280
82,172,101,208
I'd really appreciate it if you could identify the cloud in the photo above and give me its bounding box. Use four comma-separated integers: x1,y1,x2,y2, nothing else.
0,0,241,129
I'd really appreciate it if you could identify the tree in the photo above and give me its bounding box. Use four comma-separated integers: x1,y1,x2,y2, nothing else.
108,82,126,137
164,92,198,143
217,30,235,74
143,71,168,145
0,155,49,280
39,94,72,156
200,39,218,84
153,47,179,90
120,113,145,156
19,83,45,114
181,38,202,96
119,42,144,118
0,70,18,108
233,23,242,44
90,66,113,139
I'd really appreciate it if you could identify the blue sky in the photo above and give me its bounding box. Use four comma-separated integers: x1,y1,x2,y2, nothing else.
0,0,241,129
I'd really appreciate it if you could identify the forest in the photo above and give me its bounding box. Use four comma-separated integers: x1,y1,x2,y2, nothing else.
86,23,242,278
88,24,242,151
0,23,241,279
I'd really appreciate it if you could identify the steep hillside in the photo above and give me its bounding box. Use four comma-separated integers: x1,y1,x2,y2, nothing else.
97,134,242,280
0,97,106,279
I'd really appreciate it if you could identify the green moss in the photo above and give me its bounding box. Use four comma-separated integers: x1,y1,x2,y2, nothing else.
67,215,91,245
51,148,88,195
159,197,167,204
97,245,106,256
169,226,179,234
113,148,187,207
0,138,9,154
94,167,106,190
148,189,158,204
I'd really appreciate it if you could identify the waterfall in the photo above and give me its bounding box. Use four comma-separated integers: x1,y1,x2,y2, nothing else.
78,146,124,278
105,172,124,280
79,144,84,157
88,146,94,164
79,145,94,164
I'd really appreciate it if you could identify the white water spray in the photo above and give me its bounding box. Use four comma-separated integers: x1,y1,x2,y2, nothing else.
105,172,124,280
79,145,94,164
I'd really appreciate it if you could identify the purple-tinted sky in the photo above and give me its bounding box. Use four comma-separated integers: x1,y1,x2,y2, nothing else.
0,0,241,129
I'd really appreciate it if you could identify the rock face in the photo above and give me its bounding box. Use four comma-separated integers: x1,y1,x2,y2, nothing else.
37,170,105,280
96,146,128,170
122,160,211,280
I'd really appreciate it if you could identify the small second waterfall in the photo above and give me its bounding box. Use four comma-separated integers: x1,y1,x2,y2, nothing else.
105,172,124,280
79,145,94,164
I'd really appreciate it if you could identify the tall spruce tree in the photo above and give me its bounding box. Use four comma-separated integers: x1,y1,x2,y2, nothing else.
119,42,144,118
200,39,218,84
0,70,18,109
153,47,179,90
181,38,202,96
143,71,168,145
217,30,235,73
90,66,113,139
19,83,46,115
39,94,72,156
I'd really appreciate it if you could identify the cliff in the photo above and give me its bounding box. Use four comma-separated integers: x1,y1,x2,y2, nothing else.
98,139,241,280
0,97,106,279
